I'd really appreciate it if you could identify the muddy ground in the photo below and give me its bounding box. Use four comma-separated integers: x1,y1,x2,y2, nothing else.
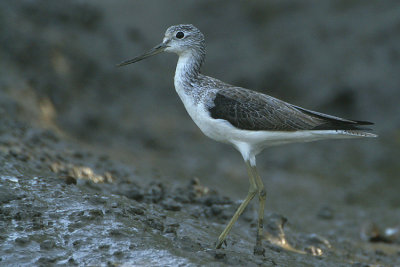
1,1,400,266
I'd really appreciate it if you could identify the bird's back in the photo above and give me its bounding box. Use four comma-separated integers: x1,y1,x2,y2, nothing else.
208,86,374,133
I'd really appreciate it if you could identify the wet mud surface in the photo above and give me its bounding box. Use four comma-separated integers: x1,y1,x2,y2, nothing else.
1,118,399,266
1,0,400,266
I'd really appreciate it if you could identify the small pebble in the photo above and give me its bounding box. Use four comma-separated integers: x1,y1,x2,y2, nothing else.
305,246,323,256
214,251,226,260
129,206,145,215
40,239,56,250
64,176,77,185
161,198,182,211
125,189,144,201
352,263,370,267
15,237,30,245
317,205,334,220
98,244,110,250
146,218,164,231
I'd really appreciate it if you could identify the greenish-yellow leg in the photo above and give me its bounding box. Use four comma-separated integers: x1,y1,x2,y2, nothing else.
251,164,266,255
215,160,257,249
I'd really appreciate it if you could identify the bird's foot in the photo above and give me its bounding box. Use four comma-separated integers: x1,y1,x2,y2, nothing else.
215,239,227,249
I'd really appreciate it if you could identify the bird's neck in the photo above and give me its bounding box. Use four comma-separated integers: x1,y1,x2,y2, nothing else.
174,50,205,89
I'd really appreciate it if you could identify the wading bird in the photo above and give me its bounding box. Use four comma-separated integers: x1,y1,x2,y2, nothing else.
118,24,376,254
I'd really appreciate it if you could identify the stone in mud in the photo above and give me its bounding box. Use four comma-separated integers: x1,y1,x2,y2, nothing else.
214,251,226,260
14,236,30,245
304,234,331,249
128,206,145,215
146,218,164,231
64,175,77,185
317,205,334,220
304,246,323,256
161,198,182,211
144,182,165,203
200,194,232,207
72,239,84,249
0,188,19,204
124,188,144,201
177,236,203,252
40,239,56,250
164,223,180,234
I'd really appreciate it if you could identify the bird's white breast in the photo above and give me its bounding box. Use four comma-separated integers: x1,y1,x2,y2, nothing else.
174,79,221,141
173,54,221,140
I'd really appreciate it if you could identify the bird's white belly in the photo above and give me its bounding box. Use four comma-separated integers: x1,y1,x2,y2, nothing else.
189,107,234,143
176,93,226,141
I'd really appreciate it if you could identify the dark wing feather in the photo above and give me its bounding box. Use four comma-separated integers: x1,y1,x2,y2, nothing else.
291,105,373,130
208,88,373,131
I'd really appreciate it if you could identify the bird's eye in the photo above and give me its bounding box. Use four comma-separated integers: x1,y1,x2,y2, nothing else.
176,32,184,39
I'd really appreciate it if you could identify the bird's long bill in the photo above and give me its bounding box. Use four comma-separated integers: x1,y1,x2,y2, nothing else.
117,42,167,67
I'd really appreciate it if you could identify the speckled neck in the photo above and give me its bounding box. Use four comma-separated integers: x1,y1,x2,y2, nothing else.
174,47,205,90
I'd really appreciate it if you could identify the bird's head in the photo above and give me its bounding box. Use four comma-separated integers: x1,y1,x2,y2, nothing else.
117,24,205,67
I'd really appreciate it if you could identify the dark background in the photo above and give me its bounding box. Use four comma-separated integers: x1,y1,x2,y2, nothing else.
0,1,399,264
2,0,398,203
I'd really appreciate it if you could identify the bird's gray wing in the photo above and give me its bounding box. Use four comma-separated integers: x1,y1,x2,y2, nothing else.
208,88,373,131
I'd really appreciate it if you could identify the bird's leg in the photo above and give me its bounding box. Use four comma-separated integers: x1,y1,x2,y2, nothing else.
249,162,266,255
215,160,257,249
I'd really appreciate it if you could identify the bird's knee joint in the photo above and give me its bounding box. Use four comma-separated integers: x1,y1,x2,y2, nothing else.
258,217,264,228
249,188,257,196
259,189,266,198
